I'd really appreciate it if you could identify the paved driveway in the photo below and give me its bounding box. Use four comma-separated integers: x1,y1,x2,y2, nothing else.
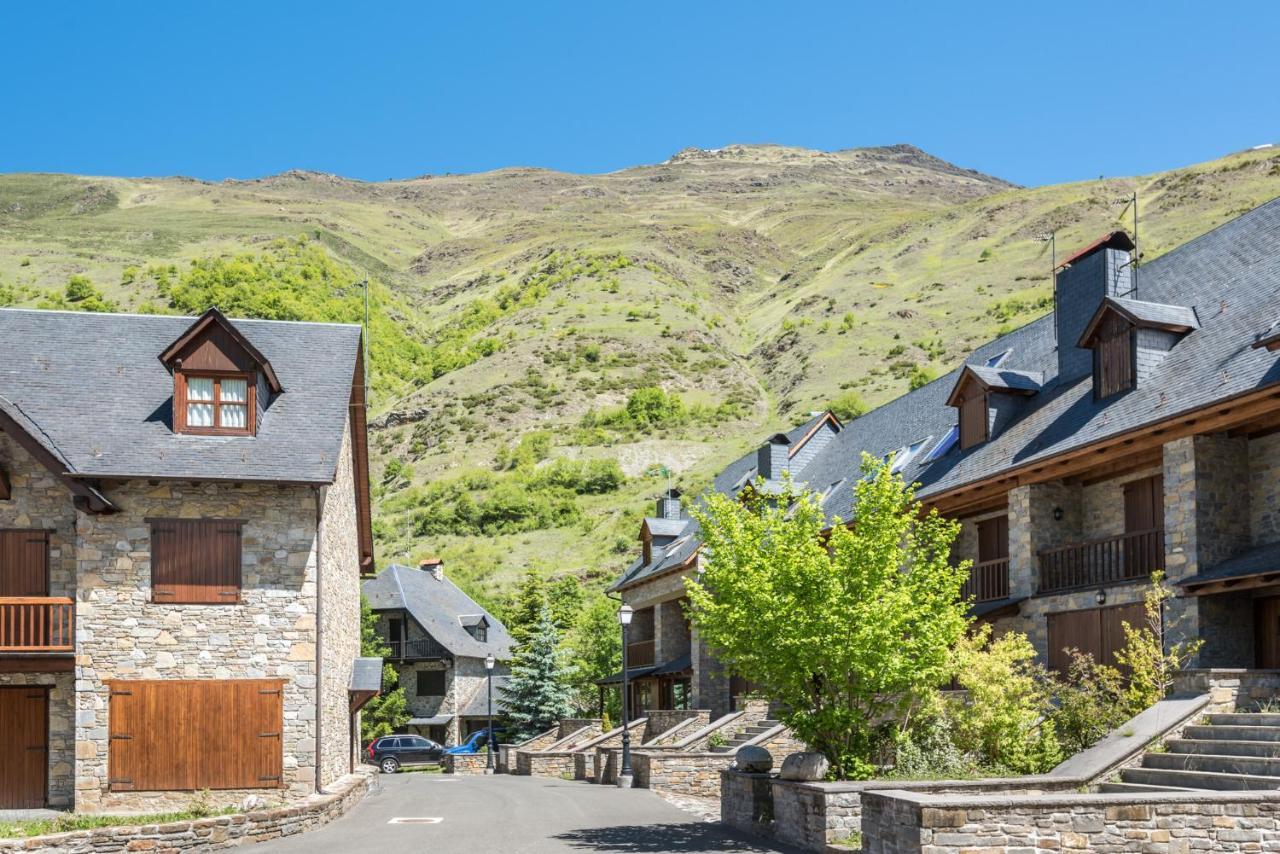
255,771,800,853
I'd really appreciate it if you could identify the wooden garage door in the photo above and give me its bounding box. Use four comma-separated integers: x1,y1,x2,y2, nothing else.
0,530,50,597
0,687,47,809
108,680,283,791
1046,602,1145,674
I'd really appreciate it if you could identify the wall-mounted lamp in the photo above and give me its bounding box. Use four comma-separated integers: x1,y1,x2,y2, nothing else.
1095,588,1107,606
1052,507,1064,522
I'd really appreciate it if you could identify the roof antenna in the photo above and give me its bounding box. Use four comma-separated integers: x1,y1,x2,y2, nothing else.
1037,232,1057,348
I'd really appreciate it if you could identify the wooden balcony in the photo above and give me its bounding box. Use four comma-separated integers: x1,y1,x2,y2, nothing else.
1038,529,1164,595
0,597,74,653
627,639,655,668
387,637,450,661
961,558,1010,603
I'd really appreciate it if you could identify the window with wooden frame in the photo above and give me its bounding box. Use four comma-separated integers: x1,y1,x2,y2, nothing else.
416,669,446,696
174,371,256,435
148,518,243,604
958,390,989,450
1093,322,1135,399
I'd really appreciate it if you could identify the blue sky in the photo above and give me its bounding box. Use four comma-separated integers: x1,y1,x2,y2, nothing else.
3,1,1276,186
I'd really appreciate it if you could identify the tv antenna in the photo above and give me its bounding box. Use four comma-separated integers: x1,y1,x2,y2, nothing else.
1037,232,1056,346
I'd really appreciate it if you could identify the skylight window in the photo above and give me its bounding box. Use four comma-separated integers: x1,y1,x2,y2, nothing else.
984,349,1012,369
888,437,931,473
923,425,960,462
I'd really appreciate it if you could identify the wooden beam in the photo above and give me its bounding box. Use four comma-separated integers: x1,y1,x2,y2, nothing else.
0,655,74,673
1182,573,1280,598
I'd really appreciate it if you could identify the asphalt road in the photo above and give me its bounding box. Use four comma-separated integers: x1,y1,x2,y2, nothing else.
254,771,800,853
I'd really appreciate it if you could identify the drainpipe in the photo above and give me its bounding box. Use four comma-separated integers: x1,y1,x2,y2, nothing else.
315,485,327,794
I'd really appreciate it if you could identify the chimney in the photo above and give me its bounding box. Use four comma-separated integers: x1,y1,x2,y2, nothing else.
1054,232,1136,382
656,488,683,520
756,433,792,481
420,557,444,581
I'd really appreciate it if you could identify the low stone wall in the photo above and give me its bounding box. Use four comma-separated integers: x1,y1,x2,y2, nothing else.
862,789,1280,853
595,748,619,785
631,751,731,797
643,710,707,742
557,718,602,739
753,725,805,757
515,751,575,778
721,771,773,838
0,770,373,854
1173,668,1280,712
443,753,491,774
495,742,518,774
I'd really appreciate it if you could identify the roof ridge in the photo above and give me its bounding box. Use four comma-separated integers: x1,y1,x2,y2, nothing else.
0,306,362,329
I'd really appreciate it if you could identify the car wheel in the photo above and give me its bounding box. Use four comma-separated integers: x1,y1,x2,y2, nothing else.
380,757,401,774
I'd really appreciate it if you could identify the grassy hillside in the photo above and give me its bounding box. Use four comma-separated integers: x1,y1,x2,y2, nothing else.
2,143,1277,610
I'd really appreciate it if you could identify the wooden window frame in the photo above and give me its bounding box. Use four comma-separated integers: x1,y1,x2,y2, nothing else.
175,370,257,436
147,518,244,605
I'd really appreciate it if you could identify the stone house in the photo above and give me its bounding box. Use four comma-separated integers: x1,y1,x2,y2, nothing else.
362,559,513,745
0,307,378,812
608,198,1280,716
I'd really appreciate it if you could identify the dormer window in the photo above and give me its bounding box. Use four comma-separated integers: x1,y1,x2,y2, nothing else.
178,372,254,434
946,364,1043,451
1078,297,1198,401
958,390,989,449
1091,316,1134,399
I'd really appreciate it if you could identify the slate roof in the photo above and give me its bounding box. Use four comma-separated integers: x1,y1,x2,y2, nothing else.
611,196,1280,591
1178,541,1280,589
1105,296,1200,331
349,657,385,694
965,365,1044,393
363,564,515,660
644,518,688,537
0,309,362,484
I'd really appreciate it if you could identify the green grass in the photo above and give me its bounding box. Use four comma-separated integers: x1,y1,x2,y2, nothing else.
0,806,238,839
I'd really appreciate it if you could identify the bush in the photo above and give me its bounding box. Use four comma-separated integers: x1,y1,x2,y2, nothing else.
892,716,979,780
527,458,625,494
1051,650,1128,754
829,390,869,422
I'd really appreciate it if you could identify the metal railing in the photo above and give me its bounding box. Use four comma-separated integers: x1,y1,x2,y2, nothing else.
1037,528,1164,594
0,597,74,652
961,558,1010,603
386,637,450,661
627,639,655,668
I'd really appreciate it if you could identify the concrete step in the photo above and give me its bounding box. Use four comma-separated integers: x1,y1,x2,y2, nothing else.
1144,752,1280,776
1205,713,1280,727
1120,766,1280,791
1183,725,1280,742
1167,739,1280,758
1099,781,1197,793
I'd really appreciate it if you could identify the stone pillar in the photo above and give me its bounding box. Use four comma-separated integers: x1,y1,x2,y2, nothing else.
654,598,690,667
1009,481,1082,659
691,627,729,720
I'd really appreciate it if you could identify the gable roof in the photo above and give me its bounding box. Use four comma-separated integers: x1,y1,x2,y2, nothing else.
159,307,283,392
0,309,362,484
1077,296,1200,346
363,564,515,660
945,365,1044,407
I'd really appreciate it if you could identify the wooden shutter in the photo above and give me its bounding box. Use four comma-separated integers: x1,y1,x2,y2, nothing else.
1123,475,1163,533
109,680,283,791
977,515,1009,563
0,530,50,597
149,520,242,604
959,392,988,450
1094,315,1135,399
1048,602,1146,675
1100,602,1145,670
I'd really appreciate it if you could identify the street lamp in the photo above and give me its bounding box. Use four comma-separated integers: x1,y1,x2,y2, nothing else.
485,653,496,772
617,604,634,788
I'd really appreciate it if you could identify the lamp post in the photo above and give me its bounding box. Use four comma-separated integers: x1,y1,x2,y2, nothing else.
485,653,496,773
617,603,634,788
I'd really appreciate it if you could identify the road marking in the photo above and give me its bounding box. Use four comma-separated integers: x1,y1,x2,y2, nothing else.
388,817,444,825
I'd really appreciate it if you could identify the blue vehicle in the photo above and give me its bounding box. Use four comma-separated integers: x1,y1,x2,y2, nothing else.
444,727,502,755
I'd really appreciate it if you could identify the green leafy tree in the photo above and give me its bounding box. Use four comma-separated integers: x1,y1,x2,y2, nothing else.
686,454,969,779
500,605,577,739
358,596,408,742
567,595,623,718
828,390,868,422
1115,571,1204,710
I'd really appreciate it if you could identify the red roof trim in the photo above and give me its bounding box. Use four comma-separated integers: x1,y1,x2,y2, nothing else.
1056,230,1136,270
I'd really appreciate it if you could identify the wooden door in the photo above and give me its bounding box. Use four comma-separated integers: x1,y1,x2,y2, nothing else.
0,687,47,809
1123,476,1163,533
1256,597,1280,669
977,516,1009,563
1046,602,1145,674
0,530,50,597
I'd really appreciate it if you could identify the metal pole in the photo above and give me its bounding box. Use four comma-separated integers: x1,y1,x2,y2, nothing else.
361,279,370,393
618,621,631,786
486,669,494,770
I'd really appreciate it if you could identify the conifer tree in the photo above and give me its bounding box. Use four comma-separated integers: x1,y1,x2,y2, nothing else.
508,568,547,647
500,604,577,739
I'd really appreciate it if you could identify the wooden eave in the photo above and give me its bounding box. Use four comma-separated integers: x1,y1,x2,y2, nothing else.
923,382,1280,517
0,408,117,513
1056,230,1135,270
1253,330,1280,352
1181,571,1280,598
159,307,282,393
788,410,842,458
349,344,375,575
615,546,700,594
1077,299,1195,348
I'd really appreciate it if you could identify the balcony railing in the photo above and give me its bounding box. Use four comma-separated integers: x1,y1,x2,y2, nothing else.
387,637,450,661
0,597,74,652
627,639,655,668
1038,529,1164,594
961,558,1011,603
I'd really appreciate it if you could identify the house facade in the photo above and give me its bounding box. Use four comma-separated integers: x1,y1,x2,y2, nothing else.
0,307,377,812
609,198,1280,717
363,559,513,745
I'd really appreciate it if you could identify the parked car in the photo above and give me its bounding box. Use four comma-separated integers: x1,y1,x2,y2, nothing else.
366,734,445,773
444,727,504,755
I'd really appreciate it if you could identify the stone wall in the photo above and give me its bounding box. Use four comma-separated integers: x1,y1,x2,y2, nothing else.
721,771,774,839
515,751,575,778
644,709,706,742
655,597,690,666
318,424,362,787
0,672,75,807
630,751,729,796
443,753,491,775
0,433,78,598
0,770,373,854
74,479,322,810
1173,669,1280,712
861,789,1280,854
1249,431,1280,546
1081,465,1162,540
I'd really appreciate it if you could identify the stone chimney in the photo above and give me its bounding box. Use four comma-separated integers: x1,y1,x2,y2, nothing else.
420,557,444,581
656,488,683,520
756,433,792,481
1054,231,1135,382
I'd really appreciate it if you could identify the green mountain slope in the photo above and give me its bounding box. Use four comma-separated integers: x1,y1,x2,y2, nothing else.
1,143,1277,609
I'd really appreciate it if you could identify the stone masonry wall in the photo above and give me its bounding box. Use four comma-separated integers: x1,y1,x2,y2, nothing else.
721,771,775,839
0,673,75,807
443,753,490,775
630,751,729,796
318,423,361,787
644,709,705,742
74,479,321,811
1081,465,1162,540
1249,431,1280,547
655,597,690,666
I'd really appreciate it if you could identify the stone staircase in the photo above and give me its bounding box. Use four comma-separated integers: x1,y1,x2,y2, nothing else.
711,718,781,754
1103,712,1280,793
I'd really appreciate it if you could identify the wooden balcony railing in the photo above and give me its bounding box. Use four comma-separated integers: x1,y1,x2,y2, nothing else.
961,558,1011,603
1037,529,1164,594
627,639,655,668
0,597,74,652
387,637,450,661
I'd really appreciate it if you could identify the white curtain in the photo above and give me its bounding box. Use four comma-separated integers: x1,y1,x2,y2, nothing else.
221,378,248,428
187,377,214,427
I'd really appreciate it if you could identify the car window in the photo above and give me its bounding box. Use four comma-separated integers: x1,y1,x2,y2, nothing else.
382,737,401,749
406,736,428,748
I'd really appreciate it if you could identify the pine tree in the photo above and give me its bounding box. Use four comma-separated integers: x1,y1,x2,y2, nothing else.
500,604,577,739
547,574,584,635
358,596,409,741
508,567,547,647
